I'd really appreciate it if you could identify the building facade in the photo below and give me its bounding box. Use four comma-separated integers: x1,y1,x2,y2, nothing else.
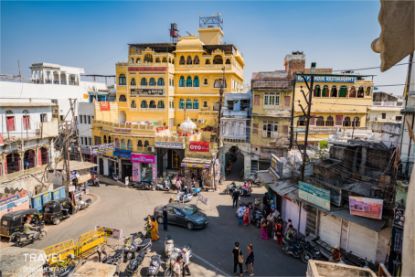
92,18,245,184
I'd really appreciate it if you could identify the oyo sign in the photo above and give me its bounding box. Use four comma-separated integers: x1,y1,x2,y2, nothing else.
189,141,209,152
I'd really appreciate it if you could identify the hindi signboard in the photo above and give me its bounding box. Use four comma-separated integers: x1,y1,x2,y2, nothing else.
349,196,383,220
298,181,330,211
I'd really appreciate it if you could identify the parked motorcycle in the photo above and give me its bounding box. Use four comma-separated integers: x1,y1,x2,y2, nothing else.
125,248,146,276
282,238,303,259
102,248,123,274
155,178,171,191
123,231,152,262
131,181,153,190
164,236,175,258
10,226,47,247
300,240,321,263
76,198,92,211
147,254,162,277
176,191,192,203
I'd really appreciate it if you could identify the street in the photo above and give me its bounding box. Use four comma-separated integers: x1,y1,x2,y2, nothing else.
32,184,306,276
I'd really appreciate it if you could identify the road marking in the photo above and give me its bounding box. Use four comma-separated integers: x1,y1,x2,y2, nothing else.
191,251,228,276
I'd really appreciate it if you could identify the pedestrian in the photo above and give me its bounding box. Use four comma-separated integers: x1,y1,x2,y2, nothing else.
172,256,182,277
162,207,168,231
275,219,283,246
260,219,269,240
245,243,255,276
182,246,191,276
232,187,241,208
237,205,245,225
243,205,250,226
232,242,243,276
150,216,160,241
266,212,274,238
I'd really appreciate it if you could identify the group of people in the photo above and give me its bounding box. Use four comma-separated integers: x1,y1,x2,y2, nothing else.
232,242,255,276
172,246,192,277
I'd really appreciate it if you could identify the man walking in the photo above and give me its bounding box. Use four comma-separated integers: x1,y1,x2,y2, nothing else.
162,207,168,231
245,243,255,276
232,242,243,276
232,187,241,208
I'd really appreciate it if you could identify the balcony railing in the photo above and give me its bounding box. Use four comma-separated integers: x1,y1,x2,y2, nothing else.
222,110,249,118
372,101,403,107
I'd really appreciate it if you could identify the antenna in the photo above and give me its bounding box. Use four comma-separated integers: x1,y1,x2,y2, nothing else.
169,23,179,43
17,60,22,82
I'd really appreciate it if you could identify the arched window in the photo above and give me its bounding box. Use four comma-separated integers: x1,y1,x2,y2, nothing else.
130,78,136,86
331,86,338,97
352,117,360,127
121,139,126,149
144,54,153,63
186,56,192,65
213,55,223,64
179,76,185,87
118,74,126,86
141,78,147,86
149,78,156,86
157,100,165,109
155,57,161,63
186,99,192,109
127,139,132,150
131,100,136,108
179,56,185,65
141,100,148,108
22,110,30,130
103,135,107,143
193,99,199,109
137,140,143,147
316,116,325,126
349,86,356,97
193,76,199,87
136,58,141,64
205,59,211,65
119,95,127,102
339,86,348,97
186,76,192,87
108,136,112,143
214,79,226,88
357,86,365,98
326,116,334,126
314,85,321,97
144,140,149,147
366,87,371,96
194,56,200,64
149,100,156,108
322,85,329,97
157,78,164,86
225,58,231,64
114,138,120,148
343,116,351,127
179,99,184,109
130,58,134,63
203,78,208,85
162,57,167,63
297,116,306,126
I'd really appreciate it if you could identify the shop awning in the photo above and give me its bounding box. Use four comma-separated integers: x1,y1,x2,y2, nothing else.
256,170,276,185
329,209,386,232
56,160,97,171
268,180,298,199
181,157,212,169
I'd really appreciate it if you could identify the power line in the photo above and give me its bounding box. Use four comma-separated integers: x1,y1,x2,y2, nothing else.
332,62,414,73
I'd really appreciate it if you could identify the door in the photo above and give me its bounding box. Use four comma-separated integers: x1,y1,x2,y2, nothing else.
319,213,341,247
173,208,186,226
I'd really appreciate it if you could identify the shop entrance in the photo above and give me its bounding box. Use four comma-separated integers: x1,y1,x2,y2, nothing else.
157,148,184,177
225,146,244,180
24,149,36,169
121,160,132,181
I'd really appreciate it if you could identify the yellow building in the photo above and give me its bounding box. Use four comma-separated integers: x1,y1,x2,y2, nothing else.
294,74,373,145
92,18,244,186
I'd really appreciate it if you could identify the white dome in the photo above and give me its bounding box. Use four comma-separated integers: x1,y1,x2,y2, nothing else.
180,118,196,133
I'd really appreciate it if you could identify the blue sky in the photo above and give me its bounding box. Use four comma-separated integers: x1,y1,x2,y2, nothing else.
0,1,408,94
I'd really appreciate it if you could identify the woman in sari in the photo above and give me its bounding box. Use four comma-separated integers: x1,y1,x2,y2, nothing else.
260,218,269,240
150,216,159,241
243,205,250,225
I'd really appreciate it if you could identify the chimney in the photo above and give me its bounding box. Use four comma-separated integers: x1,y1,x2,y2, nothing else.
284,51,306,79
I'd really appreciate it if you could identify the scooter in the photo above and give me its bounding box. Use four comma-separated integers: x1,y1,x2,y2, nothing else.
147,254,162,277
155,178,171,191
10,226,47,247
300,241,321,263
76,198,92,211
125,248,146,276
176,191,192,203
123,232,152,262
131,180,153,190
164,236,174,258
282,238,303,259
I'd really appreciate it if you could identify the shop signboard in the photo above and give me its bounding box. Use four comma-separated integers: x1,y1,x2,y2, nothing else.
1,196,30,217
155,141,184,149
189,141,209,152
99,102,110,111
131,153,156,164
349,196,383,220
113,148,131,159
296,75,357,83
90,143,114,155
298,181,330,211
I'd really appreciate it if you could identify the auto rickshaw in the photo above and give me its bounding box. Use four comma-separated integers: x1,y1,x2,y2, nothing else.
43,198,75,225
0,208,43,239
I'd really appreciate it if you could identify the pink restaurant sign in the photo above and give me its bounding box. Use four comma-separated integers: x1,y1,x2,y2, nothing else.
131,153,156,164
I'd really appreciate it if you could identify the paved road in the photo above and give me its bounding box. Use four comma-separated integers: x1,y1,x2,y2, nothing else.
33,184,306,276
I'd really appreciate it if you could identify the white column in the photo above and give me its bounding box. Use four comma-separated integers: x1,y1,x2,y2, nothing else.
51,72,54,84
42,70,45,84
66,74,70,85
58,71,61,84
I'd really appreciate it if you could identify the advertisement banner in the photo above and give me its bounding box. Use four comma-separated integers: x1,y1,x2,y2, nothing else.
298,181,330,211
155,141,185,149
132,162,140,182
113,148,131,159
349,196,383,220
0,196,30,218
189,141,210,152
131,153,156,164
99,102,110,111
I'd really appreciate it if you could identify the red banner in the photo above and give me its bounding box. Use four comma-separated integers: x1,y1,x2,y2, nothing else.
99,102,110,111
189,141,209,152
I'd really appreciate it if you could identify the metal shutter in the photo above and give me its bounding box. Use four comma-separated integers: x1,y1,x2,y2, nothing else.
347,223,378,263
319,213,341,247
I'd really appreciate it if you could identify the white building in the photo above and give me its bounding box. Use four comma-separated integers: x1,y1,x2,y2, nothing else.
220,92,251,179
0,99,59,192
401,66,415,179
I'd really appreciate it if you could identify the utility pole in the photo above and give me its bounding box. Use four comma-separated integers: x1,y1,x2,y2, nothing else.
213,66,225,191
289,75,297,150
297,62,316,181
